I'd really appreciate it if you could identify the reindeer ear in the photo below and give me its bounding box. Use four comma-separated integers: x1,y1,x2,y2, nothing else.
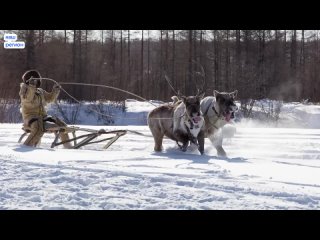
230,90,238,98
213,90,220,97
171,96,179,103
181,96,187,104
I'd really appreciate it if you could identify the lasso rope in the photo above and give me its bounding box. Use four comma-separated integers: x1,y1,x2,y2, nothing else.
30,78,184,120
59,82,158,107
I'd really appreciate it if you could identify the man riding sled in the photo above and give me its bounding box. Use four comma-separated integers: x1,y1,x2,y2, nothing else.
19,69,72,148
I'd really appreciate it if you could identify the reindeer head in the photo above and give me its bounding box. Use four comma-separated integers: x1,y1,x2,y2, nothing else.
182,92,205,124
214,90,238,122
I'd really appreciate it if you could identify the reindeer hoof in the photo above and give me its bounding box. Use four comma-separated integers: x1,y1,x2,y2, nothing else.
217,150,227,157
154,146,163,152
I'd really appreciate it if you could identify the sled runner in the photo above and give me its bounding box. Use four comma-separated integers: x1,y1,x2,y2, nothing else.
18,118,127,150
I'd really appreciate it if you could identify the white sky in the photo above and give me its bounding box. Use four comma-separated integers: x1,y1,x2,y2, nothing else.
1,30,318,42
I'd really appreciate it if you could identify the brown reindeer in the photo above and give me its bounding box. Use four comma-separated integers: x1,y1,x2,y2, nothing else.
147,93,205,155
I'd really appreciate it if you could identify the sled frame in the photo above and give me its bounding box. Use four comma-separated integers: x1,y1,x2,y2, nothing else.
19,124,127,150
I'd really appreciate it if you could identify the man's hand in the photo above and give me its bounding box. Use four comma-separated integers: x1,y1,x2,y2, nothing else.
27,78,38,86
53,83,61,90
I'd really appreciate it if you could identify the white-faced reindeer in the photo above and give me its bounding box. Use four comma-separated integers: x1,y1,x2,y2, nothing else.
192,61,239,157
200,90,238,157
147,89,205,155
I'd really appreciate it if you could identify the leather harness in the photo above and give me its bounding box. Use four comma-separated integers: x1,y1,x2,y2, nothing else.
203,100,220,130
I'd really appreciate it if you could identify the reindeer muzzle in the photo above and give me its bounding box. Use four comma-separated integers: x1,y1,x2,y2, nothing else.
192,116,202,124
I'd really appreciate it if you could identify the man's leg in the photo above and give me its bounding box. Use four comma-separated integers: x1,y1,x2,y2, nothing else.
23,119,44,147
53,117,72,149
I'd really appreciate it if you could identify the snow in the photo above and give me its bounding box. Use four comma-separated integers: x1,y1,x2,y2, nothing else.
6,98,319,128
282,103,320,128
236,100,320,129
46,99,161,126
1,100,320,209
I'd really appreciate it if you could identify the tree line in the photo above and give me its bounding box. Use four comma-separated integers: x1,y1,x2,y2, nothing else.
0,30,319,102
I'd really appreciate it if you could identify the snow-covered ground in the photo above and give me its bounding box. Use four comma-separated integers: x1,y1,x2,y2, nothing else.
1,100,320,209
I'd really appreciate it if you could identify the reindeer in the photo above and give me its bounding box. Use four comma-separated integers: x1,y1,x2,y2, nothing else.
164,61,239,157
191,61,239,157
147,90,205,155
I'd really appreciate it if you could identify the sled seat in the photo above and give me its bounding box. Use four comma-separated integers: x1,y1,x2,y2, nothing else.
19,116,74,144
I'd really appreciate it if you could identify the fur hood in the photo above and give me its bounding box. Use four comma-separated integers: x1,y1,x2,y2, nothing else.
22,69,42,88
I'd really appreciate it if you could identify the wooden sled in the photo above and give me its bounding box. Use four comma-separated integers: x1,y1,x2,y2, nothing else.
18,120,127,150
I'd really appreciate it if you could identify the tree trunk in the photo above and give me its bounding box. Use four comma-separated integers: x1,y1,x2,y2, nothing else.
258,30,265,98
225,30,230,91
26,30,36,69
235,30,241,93
140,30,144,96
172,30,176,90
147,30,150,99
213,30,219,91
271,30,280,98
101,30,104,46
110,30,116,75
187,30,193,95
290,30,297,100
300,30,305,98
127,30,131,86
84,30,88,99
291,30,297,72
72,30,77,99
78,30,82,99
159,30,163,100
64,30,67,45
119,30,123,91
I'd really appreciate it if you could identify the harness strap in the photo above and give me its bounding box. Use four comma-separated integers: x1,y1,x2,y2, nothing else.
212,105,219,115
184,122,199,146
203,101,211,116
203,99,219,116
188,119,194,129
203,99,219,130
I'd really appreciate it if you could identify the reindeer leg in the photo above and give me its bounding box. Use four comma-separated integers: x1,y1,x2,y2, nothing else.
197,130,205,155
174,129,189,152
185,125,199,147
176,141,183,149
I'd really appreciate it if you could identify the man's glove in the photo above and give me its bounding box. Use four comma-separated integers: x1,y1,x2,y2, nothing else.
53,83,61,90
27,78,37,86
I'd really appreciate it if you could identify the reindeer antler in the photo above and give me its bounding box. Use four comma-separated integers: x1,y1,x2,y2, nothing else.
192,60,206,95
164,72,182,98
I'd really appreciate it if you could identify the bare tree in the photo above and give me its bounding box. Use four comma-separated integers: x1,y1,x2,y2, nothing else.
300,30,306,98
140,30,144,96
147,30,151,99
187,30,193,95
127,30,131,85
26,30,36,69
225,30,230,91
2,29,320,103
64,30,67,45
172,30,176,89
120,30,123,90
